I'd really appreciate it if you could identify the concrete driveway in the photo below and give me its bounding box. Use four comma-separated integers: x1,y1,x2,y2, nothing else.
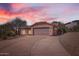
0,35,70,56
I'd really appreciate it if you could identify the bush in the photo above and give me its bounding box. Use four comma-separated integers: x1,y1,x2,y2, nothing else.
0,28,16,40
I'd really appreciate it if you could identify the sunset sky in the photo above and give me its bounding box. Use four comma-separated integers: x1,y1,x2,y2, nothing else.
0,3,79,25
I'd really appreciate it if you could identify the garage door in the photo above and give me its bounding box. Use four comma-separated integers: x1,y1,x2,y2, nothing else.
33,27,49,35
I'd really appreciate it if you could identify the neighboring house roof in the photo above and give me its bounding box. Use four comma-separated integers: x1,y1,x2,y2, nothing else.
65,20,79,29
72,20,79,23
65,22,71,25
65,20,79,25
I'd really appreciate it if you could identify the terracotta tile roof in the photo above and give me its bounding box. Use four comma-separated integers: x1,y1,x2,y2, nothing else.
31,21,53,27
19,21,58,29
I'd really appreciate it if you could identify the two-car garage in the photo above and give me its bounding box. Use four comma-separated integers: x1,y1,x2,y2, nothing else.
33,27,50,35
32,22,53,36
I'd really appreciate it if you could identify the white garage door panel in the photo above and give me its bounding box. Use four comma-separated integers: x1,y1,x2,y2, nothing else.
34,28,49,35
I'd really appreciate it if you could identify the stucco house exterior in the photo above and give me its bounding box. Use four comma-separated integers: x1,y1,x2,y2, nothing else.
65,20,79,31
65,22,77,29
19,22,59,36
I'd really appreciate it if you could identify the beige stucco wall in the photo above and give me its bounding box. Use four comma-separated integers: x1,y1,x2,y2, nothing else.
20,29,26,35
28,29,32,35
49,27,53,35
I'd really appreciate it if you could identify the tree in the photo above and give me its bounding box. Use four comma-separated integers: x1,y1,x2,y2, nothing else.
11,17,27,28
10,17,27,35
52,21,67,35
0,17,27,39
0,23,17,39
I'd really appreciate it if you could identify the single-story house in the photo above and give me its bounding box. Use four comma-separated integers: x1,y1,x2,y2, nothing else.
18,22,59,36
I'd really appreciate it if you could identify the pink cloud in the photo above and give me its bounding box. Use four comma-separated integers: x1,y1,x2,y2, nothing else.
0,3,50,24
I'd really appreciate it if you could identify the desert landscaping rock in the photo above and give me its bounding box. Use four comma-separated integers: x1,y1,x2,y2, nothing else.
59,32,79,56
